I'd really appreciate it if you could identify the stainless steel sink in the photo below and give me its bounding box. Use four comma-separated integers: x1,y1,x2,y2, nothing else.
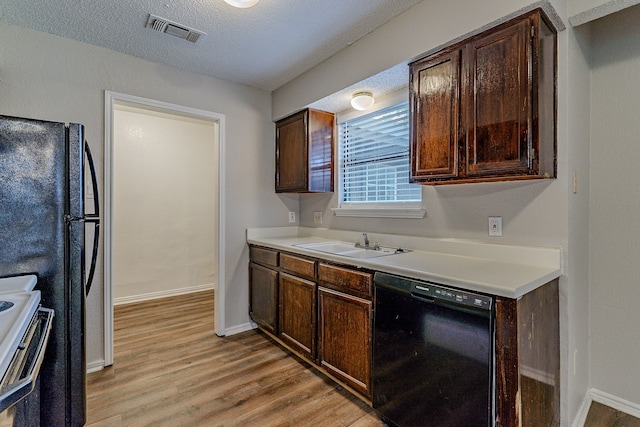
294,241,406,259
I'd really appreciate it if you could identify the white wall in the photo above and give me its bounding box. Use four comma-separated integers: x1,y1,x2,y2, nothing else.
568,0,640,21
589,4,640,405
0,21,296,367
570,0,618,15
112,104,217,301
565,19,593,424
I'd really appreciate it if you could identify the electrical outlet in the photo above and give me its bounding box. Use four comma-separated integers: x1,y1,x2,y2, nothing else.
488,216,502,237
288,211,296,223
313,211,322,224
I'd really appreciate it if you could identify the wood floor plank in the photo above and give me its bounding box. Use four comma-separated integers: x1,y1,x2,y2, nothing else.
87,290,383,427
584,401,640,427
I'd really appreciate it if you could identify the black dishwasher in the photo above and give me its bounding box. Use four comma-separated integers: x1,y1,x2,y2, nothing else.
373,272,495,427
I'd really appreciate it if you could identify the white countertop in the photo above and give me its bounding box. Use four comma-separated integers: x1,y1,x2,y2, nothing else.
247,227,562,299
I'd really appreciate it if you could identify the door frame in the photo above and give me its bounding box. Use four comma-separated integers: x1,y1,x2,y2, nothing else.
103,91,226,366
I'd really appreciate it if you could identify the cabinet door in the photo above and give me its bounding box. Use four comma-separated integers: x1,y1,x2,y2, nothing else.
410,49,461,181
276,111,308,192
318,287,372,398
307,110,334,192
279,272,316,360
249,262,278,334
465,18,532,177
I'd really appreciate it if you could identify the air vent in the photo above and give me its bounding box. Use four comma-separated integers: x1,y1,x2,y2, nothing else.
145,14,205,43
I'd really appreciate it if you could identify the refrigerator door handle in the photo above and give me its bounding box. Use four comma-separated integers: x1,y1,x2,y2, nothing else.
85,217,99,296
84,141,100,296
85,141,100,216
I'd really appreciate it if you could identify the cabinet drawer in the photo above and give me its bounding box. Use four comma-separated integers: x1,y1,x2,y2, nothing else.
250,246,278,268
318,263,372,296
280,253,316,280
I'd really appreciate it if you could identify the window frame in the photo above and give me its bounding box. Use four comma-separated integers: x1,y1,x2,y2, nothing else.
332,89,424,219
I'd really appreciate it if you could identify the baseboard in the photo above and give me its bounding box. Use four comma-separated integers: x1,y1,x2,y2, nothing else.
573,388,640,427
114,283,215,306
520,364,556,385
573,392,592,427
87,359,105,374
222,321,256,337
590,389,640,418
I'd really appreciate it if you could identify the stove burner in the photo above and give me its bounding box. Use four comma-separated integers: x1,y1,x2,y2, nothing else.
0,301,14,312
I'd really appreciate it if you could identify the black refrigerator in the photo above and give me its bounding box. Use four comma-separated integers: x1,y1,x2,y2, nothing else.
0,115,100,426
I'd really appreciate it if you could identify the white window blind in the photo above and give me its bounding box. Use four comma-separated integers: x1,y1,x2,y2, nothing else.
339,102,421,204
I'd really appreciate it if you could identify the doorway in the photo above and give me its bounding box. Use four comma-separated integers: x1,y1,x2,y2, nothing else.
104,91,226,366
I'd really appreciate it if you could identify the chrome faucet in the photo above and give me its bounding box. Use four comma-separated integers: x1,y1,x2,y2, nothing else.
356,232,379,250
355,233,371,249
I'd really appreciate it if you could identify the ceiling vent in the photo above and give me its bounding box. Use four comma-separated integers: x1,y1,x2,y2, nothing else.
145,14,205,43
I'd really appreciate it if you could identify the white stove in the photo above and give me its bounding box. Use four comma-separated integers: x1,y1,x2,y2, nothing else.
0,275,40,381
0,275,40,385
0,275,38,294
0,274,53,423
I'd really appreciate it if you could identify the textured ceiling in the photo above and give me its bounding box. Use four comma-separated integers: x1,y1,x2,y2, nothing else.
308,63,409,114
0,0,422,92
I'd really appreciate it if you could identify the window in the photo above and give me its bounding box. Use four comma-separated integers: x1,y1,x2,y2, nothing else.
335,101,423,218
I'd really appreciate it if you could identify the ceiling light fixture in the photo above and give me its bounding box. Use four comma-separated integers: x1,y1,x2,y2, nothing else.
224,0,260,8
351,91,375,111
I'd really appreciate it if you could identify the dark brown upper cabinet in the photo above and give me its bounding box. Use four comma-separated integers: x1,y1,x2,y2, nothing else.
410,9,557,184
275,108,335,193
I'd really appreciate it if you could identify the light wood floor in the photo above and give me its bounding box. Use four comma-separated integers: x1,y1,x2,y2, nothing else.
86,290,383,427
584,401,640,427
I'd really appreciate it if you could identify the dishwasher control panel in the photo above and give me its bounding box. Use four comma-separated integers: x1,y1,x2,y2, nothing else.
373,271,493,311
412,283,493,310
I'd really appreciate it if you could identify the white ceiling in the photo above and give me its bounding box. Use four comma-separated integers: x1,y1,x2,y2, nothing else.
0,0,422,94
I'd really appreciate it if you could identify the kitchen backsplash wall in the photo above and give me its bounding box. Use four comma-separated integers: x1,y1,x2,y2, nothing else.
299,178,565,248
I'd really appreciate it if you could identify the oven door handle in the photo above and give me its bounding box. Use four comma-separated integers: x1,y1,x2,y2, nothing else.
0,307,54,413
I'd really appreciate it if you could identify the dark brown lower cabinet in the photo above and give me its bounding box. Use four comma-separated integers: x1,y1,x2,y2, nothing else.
318,287,372,398
278,272,316,360
495,279,560,427
248,262,278,335
248,244,559,424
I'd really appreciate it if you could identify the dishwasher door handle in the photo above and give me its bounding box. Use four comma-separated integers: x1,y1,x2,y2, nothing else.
411,292,493,318
409,292,435,304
